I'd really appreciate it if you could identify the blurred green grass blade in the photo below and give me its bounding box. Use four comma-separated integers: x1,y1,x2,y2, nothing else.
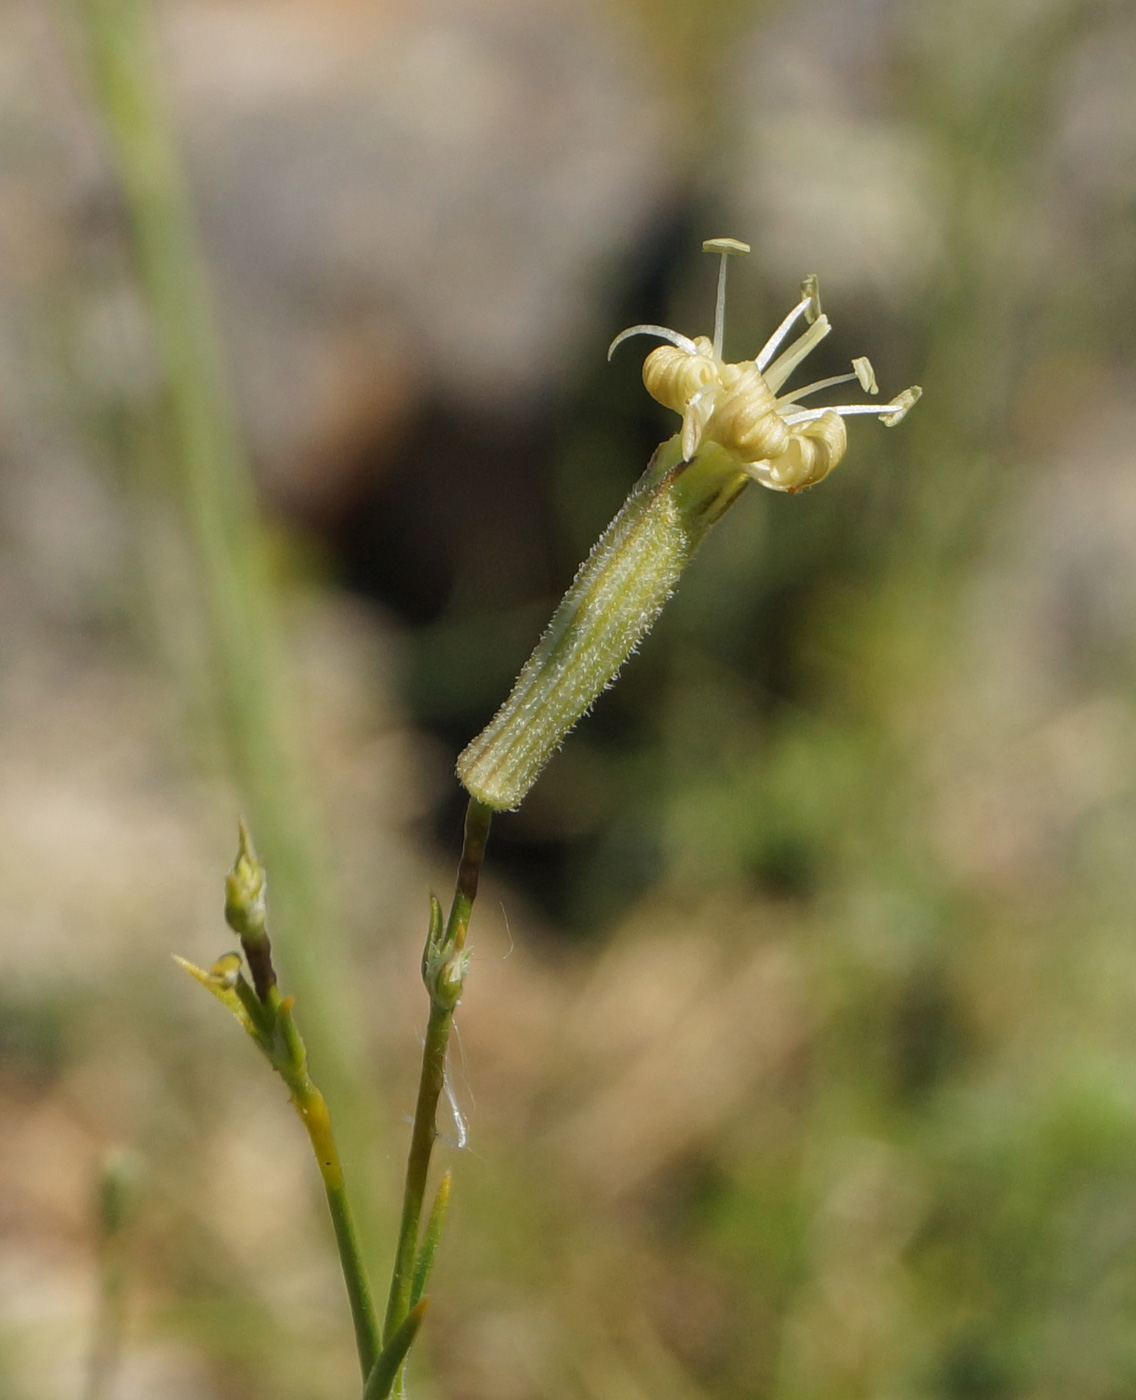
78,0,383,1226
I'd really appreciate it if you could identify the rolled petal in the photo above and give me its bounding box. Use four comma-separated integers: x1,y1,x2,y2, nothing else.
752,411,847,493
705,364,786,462
642,343,720,417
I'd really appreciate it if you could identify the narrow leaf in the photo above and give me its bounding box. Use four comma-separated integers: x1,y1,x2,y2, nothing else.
421,893,445,975
410,1171,452,1307
362,1300,429,1400
172,954,255,1034
427,894,444,949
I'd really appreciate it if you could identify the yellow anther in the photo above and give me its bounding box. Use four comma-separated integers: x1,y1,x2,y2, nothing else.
853,357,879,394
800,274,822,325
702,237,751,256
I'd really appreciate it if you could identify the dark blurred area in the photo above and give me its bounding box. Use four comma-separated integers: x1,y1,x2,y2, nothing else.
5,0,1136,1397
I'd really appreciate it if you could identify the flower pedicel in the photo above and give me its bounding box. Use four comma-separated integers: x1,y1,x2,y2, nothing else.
457,238,921,812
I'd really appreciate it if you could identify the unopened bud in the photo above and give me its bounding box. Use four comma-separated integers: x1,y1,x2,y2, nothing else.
223,821,276,1001
224,820,267,946
434,949,471,1010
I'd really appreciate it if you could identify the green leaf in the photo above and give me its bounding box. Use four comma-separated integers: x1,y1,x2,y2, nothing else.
362,1300,429,1400
173,954,256,1036
411,1172,451,1307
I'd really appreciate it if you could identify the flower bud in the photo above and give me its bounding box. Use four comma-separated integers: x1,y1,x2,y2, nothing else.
223,821,276,1001
224,821,267,944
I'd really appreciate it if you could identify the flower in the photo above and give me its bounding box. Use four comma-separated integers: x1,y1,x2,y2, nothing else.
456,238,922,810
608,238,921,493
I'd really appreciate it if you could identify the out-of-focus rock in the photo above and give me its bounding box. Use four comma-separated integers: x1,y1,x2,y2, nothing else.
3,0,671,522
721,0,944,308
929,393,1136,895
160,0,671,511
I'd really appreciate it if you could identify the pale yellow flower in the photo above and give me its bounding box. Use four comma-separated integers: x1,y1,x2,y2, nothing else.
458,239,922,809
608,238,921,493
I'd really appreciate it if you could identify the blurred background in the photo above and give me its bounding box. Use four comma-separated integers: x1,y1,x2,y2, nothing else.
4,0,1136,1396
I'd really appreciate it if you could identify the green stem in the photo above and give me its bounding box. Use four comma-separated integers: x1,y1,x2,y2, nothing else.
204,847,383,1382
324,1172,381,1376
446,799,493,952
291,1081,381,1379
382,800,492,1344
382,1001,453,1344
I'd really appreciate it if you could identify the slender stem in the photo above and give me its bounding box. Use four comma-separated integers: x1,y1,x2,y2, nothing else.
292,1081,381,1379
220,829,383,1382
383,1000,454,1344
447,799,493,952
382,799,492,1344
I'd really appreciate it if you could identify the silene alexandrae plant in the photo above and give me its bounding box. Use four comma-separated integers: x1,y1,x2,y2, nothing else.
458,237,922,811
177,239,919,1400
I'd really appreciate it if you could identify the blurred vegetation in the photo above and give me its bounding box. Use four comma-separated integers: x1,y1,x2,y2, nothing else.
4,0,1136,1398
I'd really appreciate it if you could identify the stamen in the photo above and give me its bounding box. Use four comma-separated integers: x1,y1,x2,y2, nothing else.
781,405,894,425
607,324,701,361
777,372,858,407
781,386,922,428
756,296,811,371
763,315,832,391
702,237,750,362
779,356,883,408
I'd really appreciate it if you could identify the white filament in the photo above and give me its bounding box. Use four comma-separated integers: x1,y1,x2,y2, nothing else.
777,371,859,407
782,401,909,426
756,296,811,371
713,254,729,360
